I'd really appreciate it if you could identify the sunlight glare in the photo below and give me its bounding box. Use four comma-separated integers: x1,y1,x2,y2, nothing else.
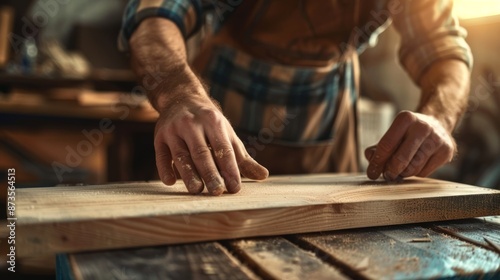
454,0,500,19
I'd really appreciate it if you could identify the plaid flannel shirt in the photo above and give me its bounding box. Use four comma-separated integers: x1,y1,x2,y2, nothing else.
119,0,472,144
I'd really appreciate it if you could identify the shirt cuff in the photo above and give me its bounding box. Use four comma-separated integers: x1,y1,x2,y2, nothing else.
118,0,202,52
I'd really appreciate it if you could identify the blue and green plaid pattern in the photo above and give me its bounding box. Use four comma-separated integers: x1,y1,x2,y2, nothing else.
203,46,357,143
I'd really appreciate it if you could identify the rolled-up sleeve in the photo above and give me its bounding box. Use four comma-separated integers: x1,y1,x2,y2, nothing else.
118,0,203,52
392,0,473,84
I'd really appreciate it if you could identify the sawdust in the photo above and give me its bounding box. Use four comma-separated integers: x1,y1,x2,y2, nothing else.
389,239,396,247
214,149,225,159
355,257,370,271
201,263,217,275
394,257,420,271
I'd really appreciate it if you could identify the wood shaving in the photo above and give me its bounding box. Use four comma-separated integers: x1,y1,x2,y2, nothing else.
409,238,432,243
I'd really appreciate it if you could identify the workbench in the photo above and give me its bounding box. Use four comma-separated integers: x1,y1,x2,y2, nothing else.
57,217,500,279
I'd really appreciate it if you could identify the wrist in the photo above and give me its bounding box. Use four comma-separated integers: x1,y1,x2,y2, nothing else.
417,60,470,133
148,65,208,112
417,90,458,133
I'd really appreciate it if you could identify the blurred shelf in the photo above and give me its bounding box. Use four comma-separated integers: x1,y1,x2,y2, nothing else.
0,102,158,123
0,69,138,92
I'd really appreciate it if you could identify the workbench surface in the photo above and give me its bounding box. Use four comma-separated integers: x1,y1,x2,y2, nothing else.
58,218,500,280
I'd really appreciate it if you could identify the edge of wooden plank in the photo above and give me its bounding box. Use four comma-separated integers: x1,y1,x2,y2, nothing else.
17,193,500,257
16,175,500,225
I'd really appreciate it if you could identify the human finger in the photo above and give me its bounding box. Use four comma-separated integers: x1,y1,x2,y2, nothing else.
364,145,376,161
168,136,205,194
383,121,432,180
399,135,442,177
367,111,415,180
206,124,241,194
154,138,176,185
417,142,454,177
182,130,226,196
232,135,269,180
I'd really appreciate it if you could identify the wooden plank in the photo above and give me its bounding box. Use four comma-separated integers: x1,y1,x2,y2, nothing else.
65,242,257,280
296,225,500,279
16,174,500,257
230,237,348,280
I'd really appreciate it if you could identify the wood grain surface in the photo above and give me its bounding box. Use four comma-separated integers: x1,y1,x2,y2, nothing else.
230,237,347,280
296,224,500,279
60,219,500,280
69,242,257,280
16,174,500,257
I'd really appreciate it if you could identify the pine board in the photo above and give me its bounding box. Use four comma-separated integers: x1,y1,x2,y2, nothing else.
16,174,500,257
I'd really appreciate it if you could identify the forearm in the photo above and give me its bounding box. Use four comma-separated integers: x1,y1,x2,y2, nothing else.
417,59,471,132
129,17,207,112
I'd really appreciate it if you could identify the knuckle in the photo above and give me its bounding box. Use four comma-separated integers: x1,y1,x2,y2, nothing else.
376,141,392,154
201,108,221,123
416,120,432,135
397,110,415,123
179,114,196,126
214,145,234,159
421,138,437,152
164,125,178,137
389,156,408,172
172,150,191,162
412,150,427,165
191,145,212,159
429,133,445,147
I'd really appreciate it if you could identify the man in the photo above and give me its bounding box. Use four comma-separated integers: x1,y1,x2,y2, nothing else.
119,0,472,195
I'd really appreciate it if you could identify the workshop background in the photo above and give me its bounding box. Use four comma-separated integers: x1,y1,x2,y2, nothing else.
0,0,499,190
0,0,499,277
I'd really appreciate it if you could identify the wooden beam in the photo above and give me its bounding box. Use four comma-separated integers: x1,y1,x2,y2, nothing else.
230,237,348,279
61,242,257,280
16,174,500,257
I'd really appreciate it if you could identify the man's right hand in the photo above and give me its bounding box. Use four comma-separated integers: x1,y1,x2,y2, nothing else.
154,96,269,195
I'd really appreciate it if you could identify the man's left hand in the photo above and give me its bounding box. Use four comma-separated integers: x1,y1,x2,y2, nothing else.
365,110,456,181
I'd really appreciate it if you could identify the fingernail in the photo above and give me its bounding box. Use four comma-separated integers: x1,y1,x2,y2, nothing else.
162,172,174,184
207,179,224,196
187,178,203,194
227,179,241,194
384,171,396,182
